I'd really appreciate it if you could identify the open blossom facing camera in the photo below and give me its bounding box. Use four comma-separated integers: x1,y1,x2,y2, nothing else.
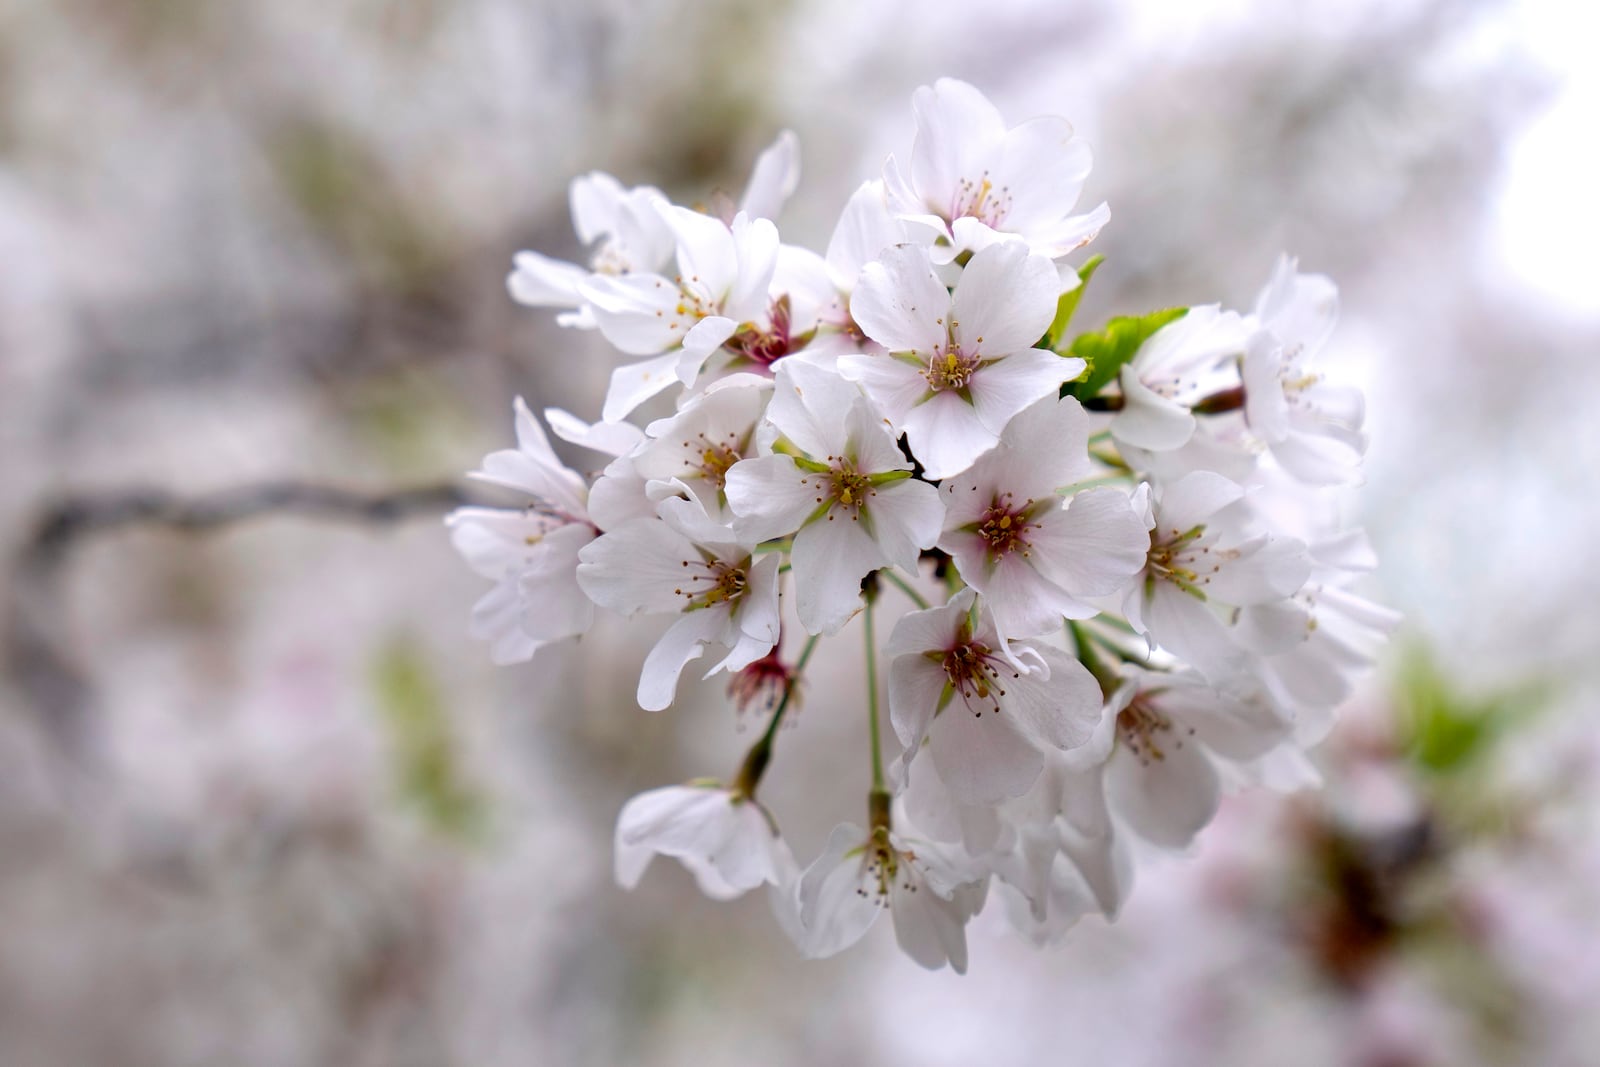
449,78,1394,973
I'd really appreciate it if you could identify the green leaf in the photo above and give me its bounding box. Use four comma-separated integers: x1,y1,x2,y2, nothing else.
372,637,486,840
1061,306,1188,402
1043,254,1103,351
1396,644,1549,778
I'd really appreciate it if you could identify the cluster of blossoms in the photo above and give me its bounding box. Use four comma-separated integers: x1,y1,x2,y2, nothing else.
449,79,1396,972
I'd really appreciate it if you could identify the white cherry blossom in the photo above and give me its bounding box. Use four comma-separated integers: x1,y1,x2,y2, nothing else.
1242,255,1367,484
633,374,773,519
1124,472,1312,681
508,172,673,329
792,819,986,973
723,360,943,635
446,397,598,664
615,782,791,900
1109,305,1250,453
455,80,1394,974
509,129,800,329
883,77,1109,274
843,240,1080,478
576,494,780,711
582,207,780,421
886,588,1104,805
938,394,1148,639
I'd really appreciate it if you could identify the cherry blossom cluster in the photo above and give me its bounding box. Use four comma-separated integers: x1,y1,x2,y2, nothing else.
448,79,1396,972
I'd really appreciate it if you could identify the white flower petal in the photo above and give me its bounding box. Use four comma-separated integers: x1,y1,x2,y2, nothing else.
797,823,881,958
738,129,801,222
1106,739,1221,850
901,390,1000,480
790,514,886,634
851,244,949,355
602,351,692,424
967,348,1083,437
952,241,1058,357
637,611,726,711
723,454,820,543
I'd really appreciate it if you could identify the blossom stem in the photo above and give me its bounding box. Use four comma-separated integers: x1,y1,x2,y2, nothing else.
1089,446,1130,471
864,591,887,794
1067,620,1119,698
733,633,821,799
879,568,931,610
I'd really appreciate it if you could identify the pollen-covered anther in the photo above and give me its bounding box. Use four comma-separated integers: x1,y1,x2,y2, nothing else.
1117,699,1187,765
828,461,875,514
673,557,751,610
976,493,1037,558
949,171,1014,228
940,639,1015,717
924,348,980,392
1146,524,1216,598
685,432,740,488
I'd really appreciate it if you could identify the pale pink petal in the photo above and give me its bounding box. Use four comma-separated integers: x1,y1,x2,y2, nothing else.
1006,645,1104,751
1029,487,1149,600
930,698,1045,805
891,867,970,973
851,244,949,355
1156,471,1247,533
901,390,999,480
797,823,881,957
908,78,1006,213
508,250,586,308
738,130,800,222
825,181,904,290
723,454,823,542
790,514,888,634
864,477,944,572
601,351,691,423
951,241,1058,357
967,348,1083,437
1106,739,1221,850
637,610,726,711
837,353,932,428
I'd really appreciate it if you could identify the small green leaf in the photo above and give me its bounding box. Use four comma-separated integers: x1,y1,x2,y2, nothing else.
1043,254,1103,351
1061,306,1188,402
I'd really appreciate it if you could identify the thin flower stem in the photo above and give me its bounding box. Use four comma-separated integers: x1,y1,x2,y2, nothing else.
1089,447,1131,471
765,633,820,743
864,597,886,794
879,568,931,610
1067,620,1119,697
1092,613,1140,636
736,633,821,798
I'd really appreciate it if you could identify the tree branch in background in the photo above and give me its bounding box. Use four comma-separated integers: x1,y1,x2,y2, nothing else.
5,482,469,759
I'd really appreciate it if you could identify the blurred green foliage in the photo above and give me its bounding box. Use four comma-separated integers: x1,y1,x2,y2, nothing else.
269,118,444,294
372,637,485,840
1395,644,1549,779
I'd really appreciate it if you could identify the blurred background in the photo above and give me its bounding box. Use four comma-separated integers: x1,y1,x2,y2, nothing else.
2,0,1597,1064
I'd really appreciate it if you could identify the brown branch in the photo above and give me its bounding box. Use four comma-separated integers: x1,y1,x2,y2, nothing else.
6,481,470,759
